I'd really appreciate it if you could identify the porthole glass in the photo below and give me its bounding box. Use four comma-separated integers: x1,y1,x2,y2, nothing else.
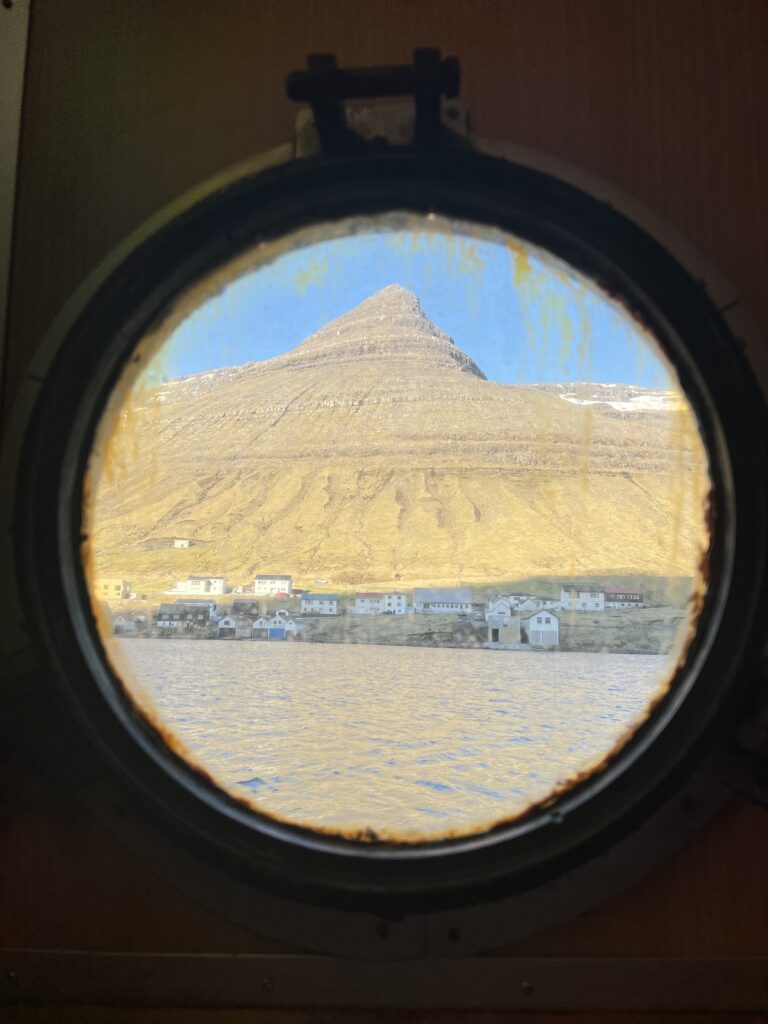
83,212,711,842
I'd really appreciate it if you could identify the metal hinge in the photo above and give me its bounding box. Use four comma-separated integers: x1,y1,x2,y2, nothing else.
287,49,467,157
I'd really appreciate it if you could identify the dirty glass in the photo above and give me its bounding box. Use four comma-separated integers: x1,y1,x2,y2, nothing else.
83,214,711,842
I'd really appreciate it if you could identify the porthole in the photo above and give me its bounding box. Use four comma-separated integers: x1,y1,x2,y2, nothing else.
7,58,767,944
85,211,711,846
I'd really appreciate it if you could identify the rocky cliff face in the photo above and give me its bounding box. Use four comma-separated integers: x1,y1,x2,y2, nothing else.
89,285,710,591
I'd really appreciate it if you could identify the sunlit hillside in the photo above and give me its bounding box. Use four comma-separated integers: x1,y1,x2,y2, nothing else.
87,285,710,597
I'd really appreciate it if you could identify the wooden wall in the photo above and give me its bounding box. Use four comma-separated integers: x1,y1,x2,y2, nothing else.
2,0,767,1017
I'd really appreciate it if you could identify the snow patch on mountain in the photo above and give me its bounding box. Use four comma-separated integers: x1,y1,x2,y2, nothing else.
526,381,686,414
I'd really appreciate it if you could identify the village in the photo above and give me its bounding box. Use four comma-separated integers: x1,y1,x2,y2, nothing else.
93,572,672,653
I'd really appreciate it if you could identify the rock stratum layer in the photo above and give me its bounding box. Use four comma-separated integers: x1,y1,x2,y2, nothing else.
90,285,709,591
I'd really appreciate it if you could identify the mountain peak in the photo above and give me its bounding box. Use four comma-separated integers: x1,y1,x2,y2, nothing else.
353,283,423,314
273,285,487,379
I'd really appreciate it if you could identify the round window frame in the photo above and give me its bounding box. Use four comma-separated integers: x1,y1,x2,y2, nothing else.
13,142,767,917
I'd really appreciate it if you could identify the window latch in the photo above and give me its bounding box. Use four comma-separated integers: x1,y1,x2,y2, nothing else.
286,49,461,153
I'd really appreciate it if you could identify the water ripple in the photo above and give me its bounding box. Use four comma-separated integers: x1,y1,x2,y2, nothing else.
112,640,669,837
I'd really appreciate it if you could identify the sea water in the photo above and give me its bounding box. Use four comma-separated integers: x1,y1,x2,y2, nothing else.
112,639,669,837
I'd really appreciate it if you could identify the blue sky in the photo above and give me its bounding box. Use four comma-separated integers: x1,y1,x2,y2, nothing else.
148,226,672,388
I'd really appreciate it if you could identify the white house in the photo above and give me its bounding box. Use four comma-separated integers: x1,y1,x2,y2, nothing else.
382,592,408,614
522,609,560,647
179,575,227,595
413,588,472,614
485,597,522,645
217,615,252,639
486,596,513,619
301,593,340,615
605,590,644,608
254,574,293,597
354,591,408,615
172,538,192,548
560,585,605,611
355,592,384,615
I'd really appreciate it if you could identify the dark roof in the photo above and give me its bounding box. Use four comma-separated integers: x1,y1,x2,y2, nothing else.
303,593,339,601
562,585,604,593
255,574,292,580
413,587,473,603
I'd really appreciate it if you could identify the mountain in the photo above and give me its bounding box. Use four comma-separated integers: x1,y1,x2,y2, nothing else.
89,284,710,593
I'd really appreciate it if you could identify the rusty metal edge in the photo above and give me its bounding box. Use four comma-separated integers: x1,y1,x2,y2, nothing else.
1,951,767,1011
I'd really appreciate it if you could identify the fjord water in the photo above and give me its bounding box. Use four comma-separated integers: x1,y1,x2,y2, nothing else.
113,638,668,838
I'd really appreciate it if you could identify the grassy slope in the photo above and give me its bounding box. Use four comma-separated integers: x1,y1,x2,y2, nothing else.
88,309,709,602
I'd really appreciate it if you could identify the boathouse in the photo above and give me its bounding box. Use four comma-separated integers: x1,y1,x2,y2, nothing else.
522,609,560,647
217,615,252,639
486,614,522,646
251,616,270,638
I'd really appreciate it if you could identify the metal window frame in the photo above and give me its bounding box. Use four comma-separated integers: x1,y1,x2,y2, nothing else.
1,131,766,956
